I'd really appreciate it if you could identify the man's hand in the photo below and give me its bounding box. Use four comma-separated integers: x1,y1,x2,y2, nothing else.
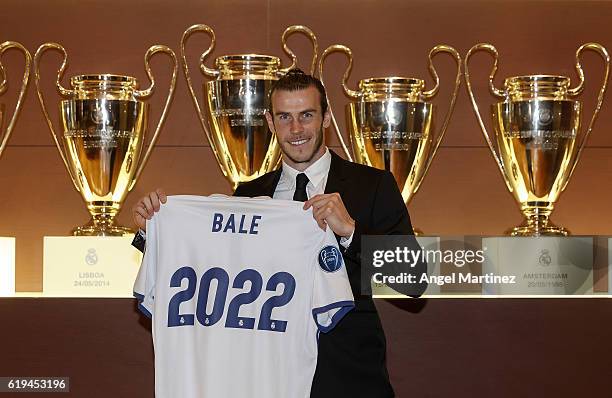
132,189,167,231
303,193,355,238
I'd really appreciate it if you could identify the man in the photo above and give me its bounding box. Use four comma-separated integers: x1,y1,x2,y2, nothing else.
132,69,425,397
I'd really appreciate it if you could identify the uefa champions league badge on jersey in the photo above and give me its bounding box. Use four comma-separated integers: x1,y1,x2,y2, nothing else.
318,246,343,272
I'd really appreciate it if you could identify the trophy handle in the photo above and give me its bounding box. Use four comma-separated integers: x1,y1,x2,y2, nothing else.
318,44,360,161
180,24,229,178
565,42,610,185
33,42,80,191
464,43,512,191
129,45,178,191
0,41,31,157
280,25,318,75
417,45,461,192
180,25,219,77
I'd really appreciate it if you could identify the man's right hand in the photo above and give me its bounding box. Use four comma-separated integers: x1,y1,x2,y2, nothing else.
132,189,167,231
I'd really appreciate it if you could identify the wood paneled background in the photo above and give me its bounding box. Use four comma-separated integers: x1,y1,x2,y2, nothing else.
1,0,612,291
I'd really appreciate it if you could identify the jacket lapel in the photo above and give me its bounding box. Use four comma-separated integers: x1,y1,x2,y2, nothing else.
324,150,352,245
260,169,282,197
324,149,349,196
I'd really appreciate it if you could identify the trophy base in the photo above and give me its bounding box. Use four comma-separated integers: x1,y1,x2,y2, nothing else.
507,222,569,237
72,220,135,237
510,205,569,237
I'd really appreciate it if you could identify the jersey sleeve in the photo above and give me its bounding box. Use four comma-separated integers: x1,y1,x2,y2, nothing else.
133,218,157,318
311,228,355,333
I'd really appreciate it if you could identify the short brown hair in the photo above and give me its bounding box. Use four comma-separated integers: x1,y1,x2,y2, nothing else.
268,68,328,115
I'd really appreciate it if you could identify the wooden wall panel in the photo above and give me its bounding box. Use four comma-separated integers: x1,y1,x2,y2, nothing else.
270,0,612,148
0,0,611,290
1,0,269,147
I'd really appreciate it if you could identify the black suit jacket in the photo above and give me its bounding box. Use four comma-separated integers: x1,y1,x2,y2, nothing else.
131,149,426,398
234,149,426,398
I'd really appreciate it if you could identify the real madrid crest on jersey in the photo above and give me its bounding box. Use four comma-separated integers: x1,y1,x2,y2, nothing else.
318,245,343,272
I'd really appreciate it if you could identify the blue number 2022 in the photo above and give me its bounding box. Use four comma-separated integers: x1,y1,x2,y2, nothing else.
167,266,296,332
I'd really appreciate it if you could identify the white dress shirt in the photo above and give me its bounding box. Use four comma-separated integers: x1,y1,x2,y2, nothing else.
274,147,353,248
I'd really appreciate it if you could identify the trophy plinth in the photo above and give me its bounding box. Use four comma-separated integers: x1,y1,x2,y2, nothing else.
72,202,133,236
508,207,568,237
466,44,610,236
34,44,177,236
73,219,133,237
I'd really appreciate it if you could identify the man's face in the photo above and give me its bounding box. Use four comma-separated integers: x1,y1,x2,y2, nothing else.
265,86,330,171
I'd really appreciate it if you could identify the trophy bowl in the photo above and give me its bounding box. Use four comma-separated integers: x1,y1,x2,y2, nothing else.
181,24,318,189
346,77,435,202
205,55,282,186
319,45,461,233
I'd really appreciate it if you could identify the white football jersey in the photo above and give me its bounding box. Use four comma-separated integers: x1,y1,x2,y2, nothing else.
134,195,354,398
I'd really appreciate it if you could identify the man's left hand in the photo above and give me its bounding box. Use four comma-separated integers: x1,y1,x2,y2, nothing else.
303,193,355,238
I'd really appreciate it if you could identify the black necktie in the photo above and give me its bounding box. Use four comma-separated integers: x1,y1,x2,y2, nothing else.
293,173,309,202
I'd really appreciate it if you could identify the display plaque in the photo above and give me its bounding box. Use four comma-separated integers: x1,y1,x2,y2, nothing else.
43,237,141,297
0,237,15,296
482,237,594,295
